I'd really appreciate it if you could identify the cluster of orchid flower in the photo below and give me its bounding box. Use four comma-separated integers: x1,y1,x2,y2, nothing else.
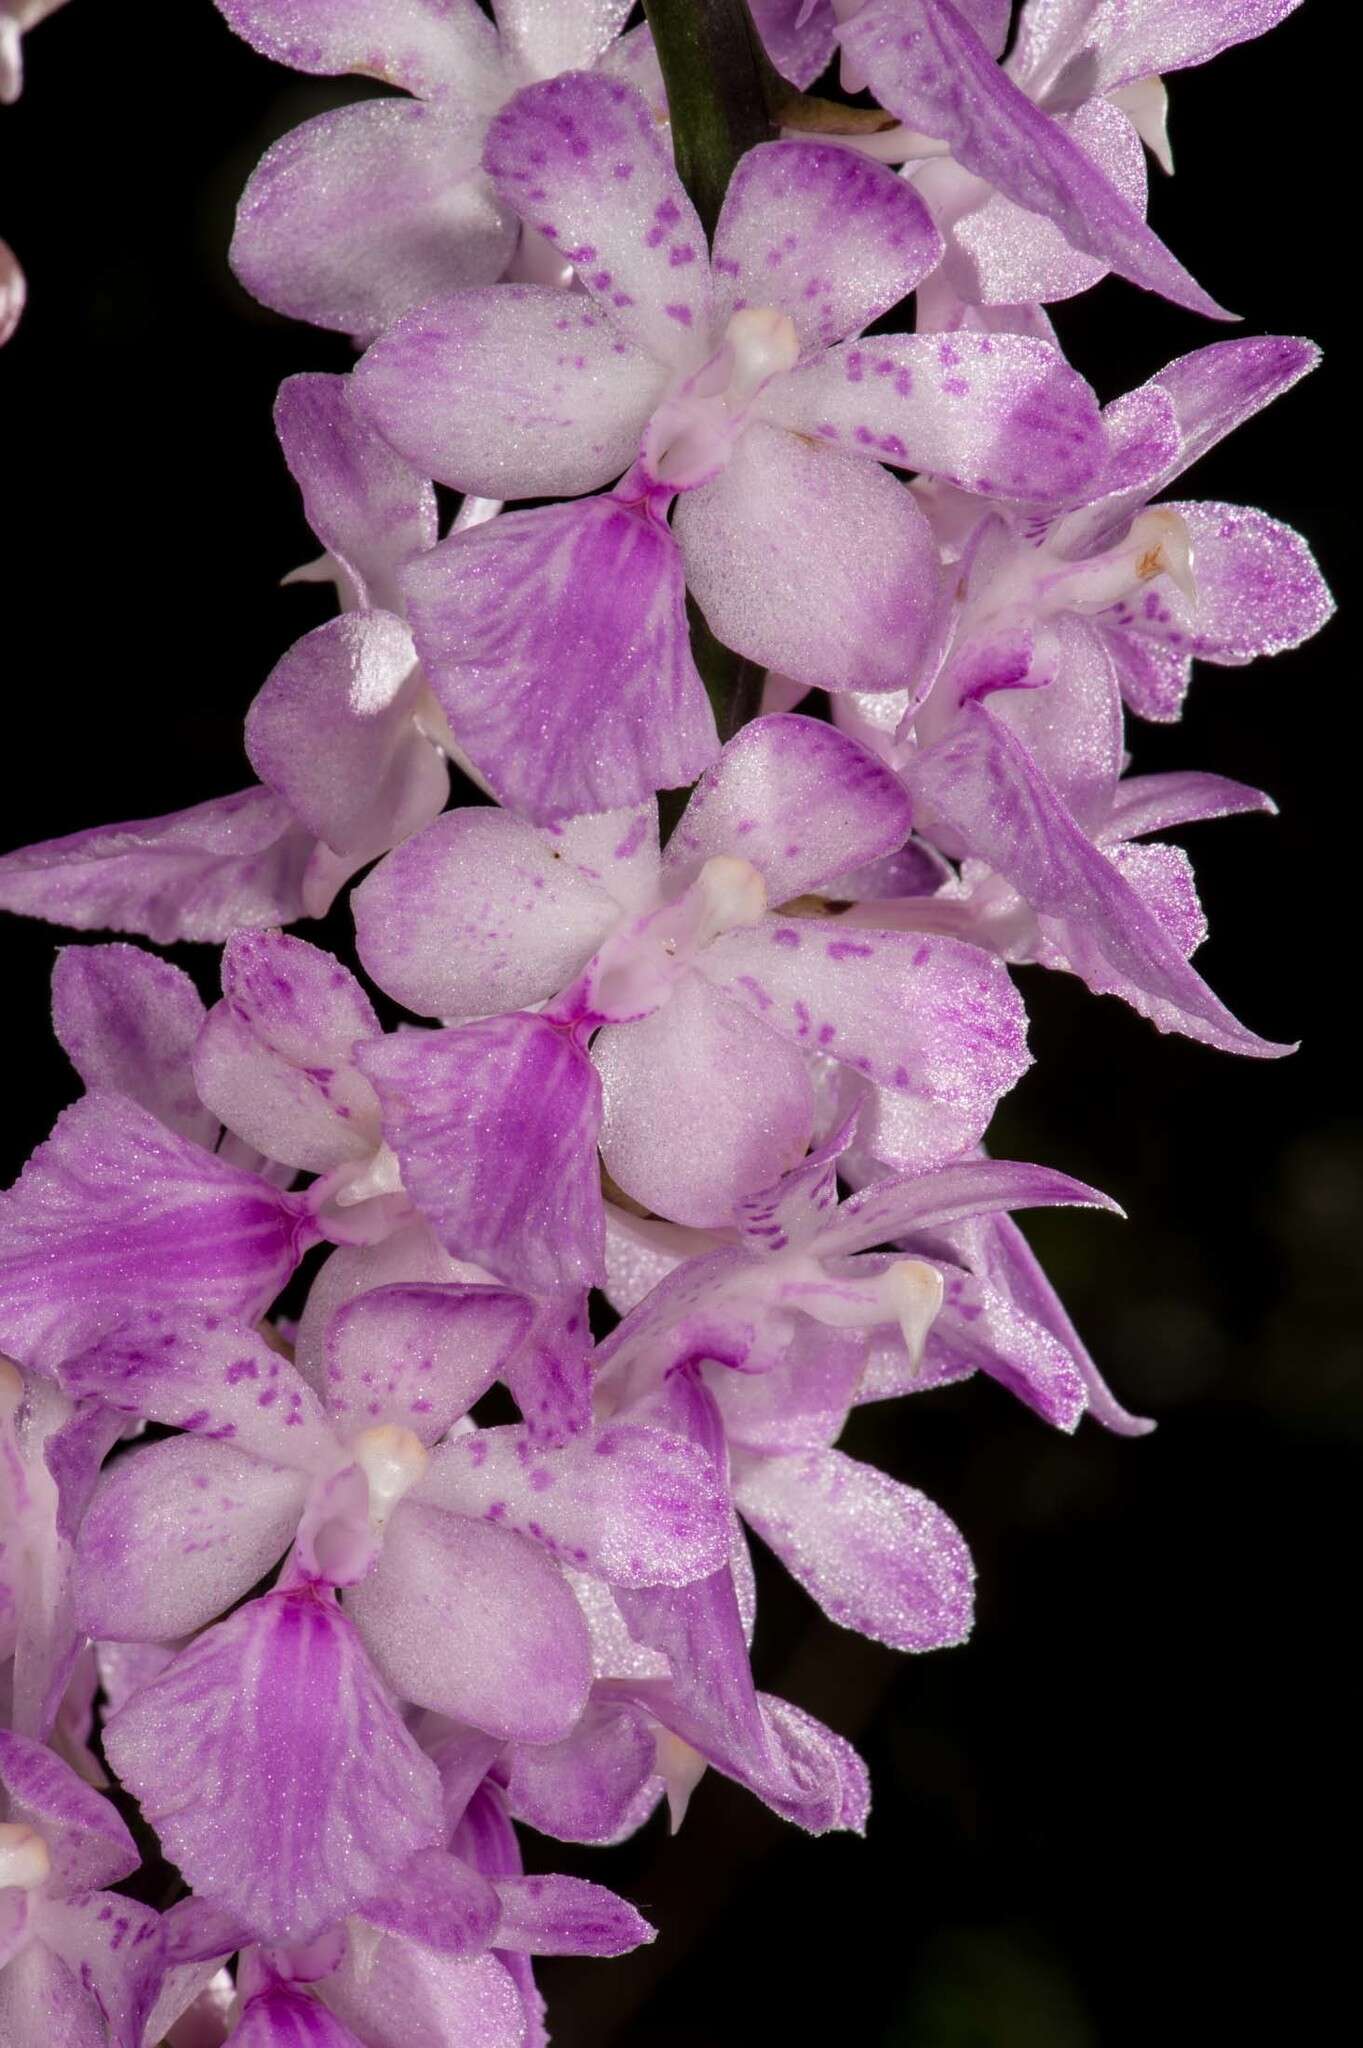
0,2,1333,2043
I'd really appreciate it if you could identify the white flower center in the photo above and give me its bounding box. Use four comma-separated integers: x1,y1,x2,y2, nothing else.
351,1424,430,1530
585,856,768,1022
0,1821,51,1891
644,308,801,490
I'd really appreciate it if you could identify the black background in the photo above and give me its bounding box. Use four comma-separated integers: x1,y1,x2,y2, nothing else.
1,4,1355,2042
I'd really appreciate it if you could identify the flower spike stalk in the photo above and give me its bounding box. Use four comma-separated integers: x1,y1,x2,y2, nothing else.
0,1,1331,2042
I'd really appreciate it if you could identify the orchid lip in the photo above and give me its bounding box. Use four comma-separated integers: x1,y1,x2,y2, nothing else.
645,307,801,490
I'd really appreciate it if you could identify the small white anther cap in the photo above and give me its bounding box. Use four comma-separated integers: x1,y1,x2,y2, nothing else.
0,1822,51,1891
351,1424,430,1529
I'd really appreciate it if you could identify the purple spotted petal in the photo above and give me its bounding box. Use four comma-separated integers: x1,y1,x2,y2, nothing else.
491,1873,654,1956
359,1016,605,1294
244,613,447,865
104,1585,444,1945
733,1447,974,1650
355,284,665,499
712,140,942,352
699,919,1030,1147
231,101,514,344
0,1939,107,2048
73,1435,308,1642
36,1891,164,2048
60,1314,332,1467
359,1846,500,1956
214,0,499,96
840,0,1230,318
1144,500,1334,664
664,714,912,906
483,72,712,368
192,931,382,1176
502,1697,658,1844
594,975,816,1227
274,373,437,614
0,1730,138,1891
324,1284,534,1443
0,786,314,944
675,422,943,693
402,494,716,825
1014,0,1306,98
50,943,217,1148
416,1420,728,1587
761,330,1104,502
908,704,1292,1055
353,805,636,1023
345,1503,593,1741
0,1094,312,1376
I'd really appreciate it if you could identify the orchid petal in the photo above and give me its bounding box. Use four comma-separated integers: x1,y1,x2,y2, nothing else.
0,1094,310,1376
345,1503,592,1741
0,1730,138,1891
816,1155,1117,1258
712,140,942,352
359,1016,605,1294
749,0,837,86
356,283,665,498
233,100,515,345
675,421,943,693
294,1226,488,1394
31,1891,163,2048
104,1586,443,1945
595,974,815,1227
0,786,314,944
402,494,715,824
232,1986,368,2047
214,0,498,97
665,715,912,907
1148,500,1334,664
502,1697,658,1843
483,72,712,368
244,613,448,865
274,373,438,615
320,1943,526,2048
492,1872,654,1955
50,943,217,1147
417,1420,728,1586
324,1283,534,1443
353,806,636,1023
761,333,1104,502
192,931,382,1176
734,1447,974,1650
840,0,1230,318
359,1846,499,1956
74,1435,307,1643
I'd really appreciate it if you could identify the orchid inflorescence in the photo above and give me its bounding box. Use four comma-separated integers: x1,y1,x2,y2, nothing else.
0,2,1333,2043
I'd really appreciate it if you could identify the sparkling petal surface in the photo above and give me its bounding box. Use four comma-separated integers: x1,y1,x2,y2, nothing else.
50,942,217,1148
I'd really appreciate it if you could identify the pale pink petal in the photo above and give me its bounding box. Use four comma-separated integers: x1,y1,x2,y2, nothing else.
483,72,712,368
73,1436,306,1642
761,332,1104,502
353,807,626,1022
324,1283,534,1442
492,1872,654,1955
816,1155,1117,1258
749,0,837,85
61,1314,333,1467
840,0,1230,317
359,1846,499,1956
734,1447,974,1649
232,99,514,345
29,1892,164,2048
320,1943,526,2048
0,1730,138,1891
1103,769,1275,842
0,786,314,945
493,0,633,73
214,0,499,96
664,714,912,907
104,1586,444,1945
402,494,716,824
1148,500,1334,664
244,613,448,865
502,1696,658,1843
192,931,382,1176
0,235,25,344
699,919,1030,1144
358,1017,605,1294
416,1419,728,1586
355,284,665,498
50,943,217,1147
345,1503,592,1740
0,1094,312,1377
232,1986,367,2047
674,422,943,693
712,140,942,352
595,975,815,1227
0,1941,106,2048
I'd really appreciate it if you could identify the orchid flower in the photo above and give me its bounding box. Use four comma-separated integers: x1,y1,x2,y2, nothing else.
352,69,1105,820
215,0,660,341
